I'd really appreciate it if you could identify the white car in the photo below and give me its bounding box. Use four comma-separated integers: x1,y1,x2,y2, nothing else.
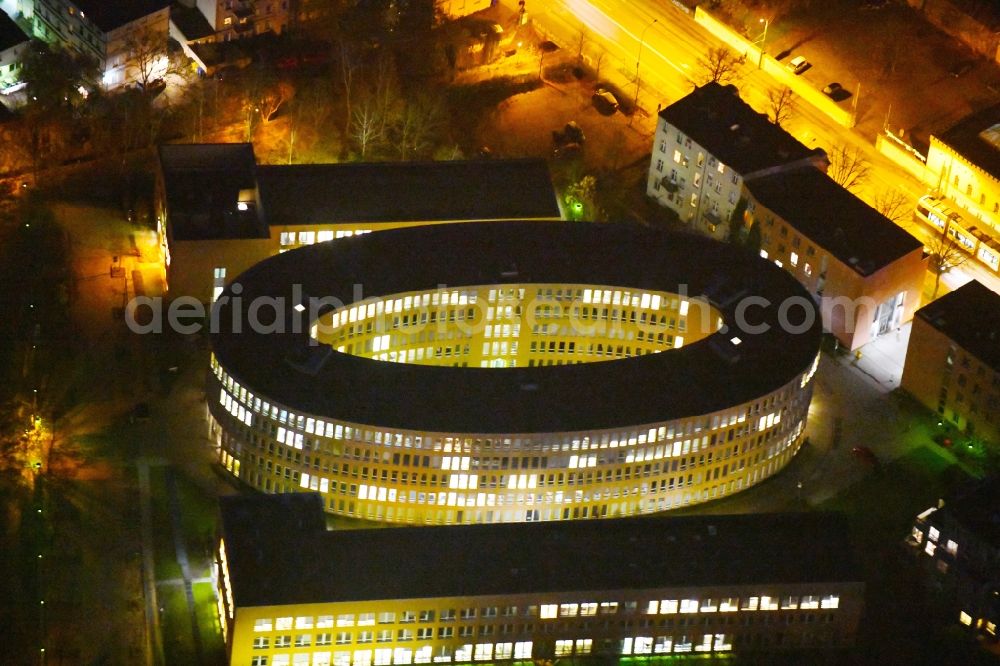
786,56,809,75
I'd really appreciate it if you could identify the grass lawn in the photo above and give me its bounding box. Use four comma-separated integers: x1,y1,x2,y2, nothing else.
193,580,226,665
158,582,197,666
149,465,183,581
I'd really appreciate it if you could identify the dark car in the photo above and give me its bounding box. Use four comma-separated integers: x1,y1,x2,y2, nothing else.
822,82,843,97
592,88,619,114
851,446,879,466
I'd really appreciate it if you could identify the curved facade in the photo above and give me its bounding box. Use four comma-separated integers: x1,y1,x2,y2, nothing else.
207,222,822,524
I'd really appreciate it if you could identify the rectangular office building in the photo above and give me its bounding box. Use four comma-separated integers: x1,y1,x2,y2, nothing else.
216,494,864,665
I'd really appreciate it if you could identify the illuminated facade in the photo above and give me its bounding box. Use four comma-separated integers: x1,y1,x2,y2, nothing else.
907,478,1000,642
925,103,1000,235
155,144,562,303
2,0,172,89
648,83,926,351
217,494,865,665
208,223,822,525
900,280,1000,444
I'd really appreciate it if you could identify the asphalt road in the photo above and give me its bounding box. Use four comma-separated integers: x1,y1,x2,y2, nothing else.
511,0,1000,294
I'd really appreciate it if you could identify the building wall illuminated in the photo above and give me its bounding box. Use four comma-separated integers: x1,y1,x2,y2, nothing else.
207,223,822,525
217,495,865,665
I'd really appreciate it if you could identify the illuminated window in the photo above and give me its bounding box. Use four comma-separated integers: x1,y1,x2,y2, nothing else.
559,603,578,617
540,604,558,619
680,599,698,613
296,617,314,629
514,642,532,659
719,598,738,612
473,644,492,661
580,603,597,616
945,540,958,555
700,599,718,613
820,595,840,609
800,596,819,610
959,611,972,626
276,617,293,630
760,597,778,611
377,612,395,624
358,613,375,626
495,643,512,660
760,249,768,259
925,541,936,556
555,640,573,656
575,639,592,654
634,637,653,654
790,251,799,267
780,596,798,610
254,618,274,632
599,602,619,615
336,614,355,627
928,526,939,542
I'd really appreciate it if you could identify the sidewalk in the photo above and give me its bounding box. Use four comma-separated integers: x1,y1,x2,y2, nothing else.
848,321,912,392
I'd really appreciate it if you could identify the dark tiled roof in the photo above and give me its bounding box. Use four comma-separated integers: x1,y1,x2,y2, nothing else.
745,168,923,276
936,103,1000,182
73,0,171,33
168,2,214,41
938,477,1000,548
256,159,561,228
658,82,825,176
158,144,268,241
0,10,28,52
915,280,1000,371
220,493,862,608
210,222,822,433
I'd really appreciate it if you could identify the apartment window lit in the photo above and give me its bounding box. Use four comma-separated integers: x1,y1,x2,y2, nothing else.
540,604,558,619
790,251,799,267
945,539,958,555
254,618,274,632
928,527,940,542
673,150,682,164
276,617,293,630
679,599,698,613
820,594,840,609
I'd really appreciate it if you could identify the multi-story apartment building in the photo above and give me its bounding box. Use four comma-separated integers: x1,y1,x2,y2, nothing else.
901,280,1000,443
907,478,1000,642
647,82,828,239
217,493,865,665
647,83,926,350
208,0,294,41
155,143,563,302
744,168,927,351
925,103,1000,235
0,8,28,89
0,0,171,88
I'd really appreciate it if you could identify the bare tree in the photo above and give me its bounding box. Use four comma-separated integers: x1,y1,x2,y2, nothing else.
767,87,795,127
696,47,742,86
928,228,971,299
338,38,359,135
124,26,170,90
576,27,589,66
394,94,446,160
350,95,385,159
873,188,910,225
594,51,606,81
828,144,871,192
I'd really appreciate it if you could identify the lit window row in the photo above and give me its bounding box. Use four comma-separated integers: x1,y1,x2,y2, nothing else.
645,594,838,615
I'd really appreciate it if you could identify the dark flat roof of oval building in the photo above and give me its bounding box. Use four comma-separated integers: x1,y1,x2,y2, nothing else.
210,222,822,433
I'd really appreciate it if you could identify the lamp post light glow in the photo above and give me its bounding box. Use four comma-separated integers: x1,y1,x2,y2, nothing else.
633,18,659,120
758,18,769,69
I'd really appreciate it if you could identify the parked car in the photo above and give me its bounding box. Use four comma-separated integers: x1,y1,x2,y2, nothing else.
786,56,810,75
592,88,619,113
823,82,843,97
851,445,879,466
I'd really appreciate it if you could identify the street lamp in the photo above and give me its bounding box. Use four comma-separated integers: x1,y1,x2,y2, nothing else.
757,17,769,69
633,18,658,118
